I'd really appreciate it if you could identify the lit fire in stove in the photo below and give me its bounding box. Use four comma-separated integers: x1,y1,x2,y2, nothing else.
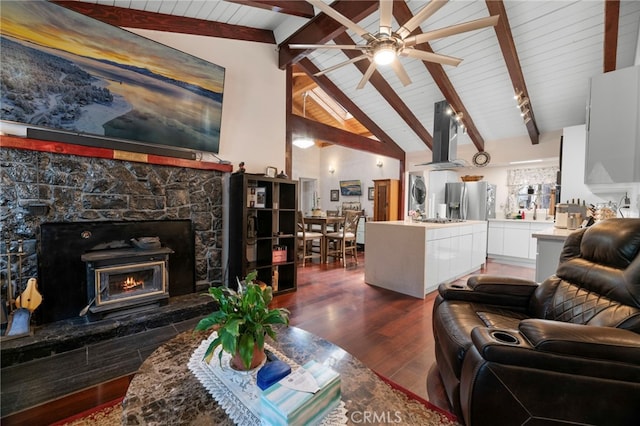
122,276,144,291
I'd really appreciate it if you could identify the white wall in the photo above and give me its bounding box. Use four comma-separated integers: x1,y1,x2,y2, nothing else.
293,144,400,217
129,29,287,174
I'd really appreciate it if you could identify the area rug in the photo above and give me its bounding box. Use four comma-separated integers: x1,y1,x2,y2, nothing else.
374,372,459,424
51,398,122,426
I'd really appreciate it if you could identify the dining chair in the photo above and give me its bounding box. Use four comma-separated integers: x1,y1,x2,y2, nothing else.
326,210,339,217
325,210,359,268
296,211,324,266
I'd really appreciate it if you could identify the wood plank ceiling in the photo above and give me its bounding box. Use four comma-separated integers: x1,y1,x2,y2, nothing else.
51,1,640,161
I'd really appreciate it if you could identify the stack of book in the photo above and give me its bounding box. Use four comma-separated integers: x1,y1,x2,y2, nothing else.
261,360,341,426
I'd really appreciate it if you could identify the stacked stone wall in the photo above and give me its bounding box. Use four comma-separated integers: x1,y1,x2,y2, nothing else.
0,148,225,288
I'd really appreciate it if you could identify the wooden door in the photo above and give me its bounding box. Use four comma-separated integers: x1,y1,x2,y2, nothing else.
373,179,399,221
375,183,388,221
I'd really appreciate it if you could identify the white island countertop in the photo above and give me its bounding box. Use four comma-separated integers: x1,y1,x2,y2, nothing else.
364,220,488,298
532,227,579,241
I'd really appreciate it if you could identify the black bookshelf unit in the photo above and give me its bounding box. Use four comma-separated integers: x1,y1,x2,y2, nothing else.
228,174,298,294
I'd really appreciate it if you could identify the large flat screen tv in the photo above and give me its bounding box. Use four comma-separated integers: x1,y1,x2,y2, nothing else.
0,1,225,155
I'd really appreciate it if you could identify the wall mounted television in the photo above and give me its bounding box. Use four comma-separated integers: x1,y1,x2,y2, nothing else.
0,1,225,157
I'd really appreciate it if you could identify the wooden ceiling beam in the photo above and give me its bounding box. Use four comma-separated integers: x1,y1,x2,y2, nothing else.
603,0,620,73
292,78,318,97
296,58,404,159
51,1,275,44
393,0,485,153
333,32,433,149
278,1,378,69
227,1,315,18
485,0,539,144
290,115,402,160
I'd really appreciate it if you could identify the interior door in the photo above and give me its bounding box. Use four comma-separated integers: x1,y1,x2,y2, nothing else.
299,178,317,215
375,184,388,221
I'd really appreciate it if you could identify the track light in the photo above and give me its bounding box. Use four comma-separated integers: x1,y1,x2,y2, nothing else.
516,97,529,109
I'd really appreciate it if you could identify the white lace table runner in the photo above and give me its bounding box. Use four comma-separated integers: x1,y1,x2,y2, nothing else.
188,332,347,425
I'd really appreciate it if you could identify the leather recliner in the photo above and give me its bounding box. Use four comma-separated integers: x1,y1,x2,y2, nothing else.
430,218,640,425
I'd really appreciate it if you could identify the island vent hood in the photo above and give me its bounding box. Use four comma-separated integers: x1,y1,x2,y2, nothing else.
417,100,465,169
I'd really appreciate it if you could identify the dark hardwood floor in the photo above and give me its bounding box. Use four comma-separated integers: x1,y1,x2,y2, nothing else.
5,252,534,424
273,253,535,402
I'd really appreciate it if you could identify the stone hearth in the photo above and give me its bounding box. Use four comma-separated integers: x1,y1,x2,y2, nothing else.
1,292,216,417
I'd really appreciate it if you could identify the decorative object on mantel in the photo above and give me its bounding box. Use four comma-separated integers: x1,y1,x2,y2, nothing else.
194,271,290,371
265,166,277,178
276,170,288,179
461,175,483,182
234,161,246,174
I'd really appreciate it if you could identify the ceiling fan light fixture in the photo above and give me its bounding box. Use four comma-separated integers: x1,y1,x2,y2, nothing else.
373,45,396,65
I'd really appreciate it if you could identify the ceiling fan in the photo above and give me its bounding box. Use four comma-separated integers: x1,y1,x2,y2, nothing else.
291,0,499,89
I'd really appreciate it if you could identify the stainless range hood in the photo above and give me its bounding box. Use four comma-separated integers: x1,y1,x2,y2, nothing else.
417,100,465,169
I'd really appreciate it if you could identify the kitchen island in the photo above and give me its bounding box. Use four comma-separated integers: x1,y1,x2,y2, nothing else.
364,220,488,298
532,227,576,282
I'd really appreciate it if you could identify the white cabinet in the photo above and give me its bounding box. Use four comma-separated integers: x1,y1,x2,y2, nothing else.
472,224,488,267
365,221,487,298
503,224,530,259
528,223,551,260
586,65,640,184
487,221,504,255
356,216,366,245
488,220,555,263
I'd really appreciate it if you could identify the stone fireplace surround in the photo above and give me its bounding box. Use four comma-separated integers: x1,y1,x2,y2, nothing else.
0,146,226,417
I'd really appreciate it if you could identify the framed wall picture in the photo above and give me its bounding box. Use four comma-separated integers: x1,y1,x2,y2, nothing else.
255,187,266,208
265,166,277,178
368,187,375,200
339,180,362,196
330,189,339,202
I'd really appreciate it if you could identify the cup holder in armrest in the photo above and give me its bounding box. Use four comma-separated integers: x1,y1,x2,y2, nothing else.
490,330,520,345
449,284,465,289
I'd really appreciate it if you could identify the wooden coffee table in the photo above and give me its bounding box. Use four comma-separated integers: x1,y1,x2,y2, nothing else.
121,325,457,425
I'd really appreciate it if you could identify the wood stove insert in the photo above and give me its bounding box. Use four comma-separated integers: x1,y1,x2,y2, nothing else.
81,247,172,319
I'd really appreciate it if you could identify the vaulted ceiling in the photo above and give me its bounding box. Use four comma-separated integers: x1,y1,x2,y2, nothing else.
53,1,640,162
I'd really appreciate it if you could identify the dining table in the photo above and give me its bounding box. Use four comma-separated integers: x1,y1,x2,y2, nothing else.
304,216,343,263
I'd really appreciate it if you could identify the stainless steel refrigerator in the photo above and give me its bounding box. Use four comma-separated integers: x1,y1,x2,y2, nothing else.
445,181,496,220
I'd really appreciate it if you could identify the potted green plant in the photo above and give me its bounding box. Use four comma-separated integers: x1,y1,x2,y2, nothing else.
195,271,290,370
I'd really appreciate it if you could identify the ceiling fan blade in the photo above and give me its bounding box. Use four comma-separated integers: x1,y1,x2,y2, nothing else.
290,44,367,51
306,0,373,41
397,0,448,39
404,15,500,46
390,60,412,86
379,0,393,36
400,48,462,67
356,61,377,90
314,54,370,77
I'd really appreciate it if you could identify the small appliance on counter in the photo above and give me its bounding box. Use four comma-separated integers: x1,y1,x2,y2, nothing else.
555,203,587,229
